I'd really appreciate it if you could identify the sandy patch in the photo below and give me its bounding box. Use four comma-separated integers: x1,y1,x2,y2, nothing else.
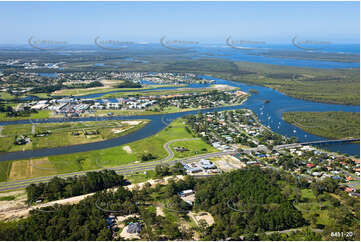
195,211,214,226
0,175,185,221
122,145,132,154
120,225,141,240
156,206,165,217
226,155,246,169
212,84,237,91
213,155,246,172
52,79,122,95
122,121,142,126
188,211,214,227
8,158,57,181
112,128,125,134
0,191,94,221
101,79,124,88
116,214,140,223
0,190,27,217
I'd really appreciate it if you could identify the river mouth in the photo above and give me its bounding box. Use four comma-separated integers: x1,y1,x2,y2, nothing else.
0,76,359,161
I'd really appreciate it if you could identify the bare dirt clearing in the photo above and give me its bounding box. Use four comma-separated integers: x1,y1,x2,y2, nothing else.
0,175,184,221
122,145,133,154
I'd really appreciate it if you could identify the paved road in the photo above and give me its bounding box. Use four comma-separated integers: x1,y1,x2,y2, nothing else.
0,147,232,192
159,138,201,163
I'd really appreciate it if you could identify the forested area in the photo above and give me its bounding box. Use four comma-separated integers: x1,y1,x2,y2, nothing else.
283,111,360,140
0,105,38,117
116,80,142,88
26,170,126,203
0,167,359,241
0,191,119,240
195,167,306,239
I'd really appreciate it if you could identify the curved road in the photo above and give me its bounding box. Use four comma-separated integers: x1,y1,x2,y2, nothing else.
159,138,201,162
0,139,230,192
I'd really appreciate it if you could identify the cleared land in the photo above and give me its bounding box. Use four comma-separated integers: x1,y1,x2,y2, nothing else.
0,120,148,153
0,110,51,122
283,111,360,139
1,118,215,181
53,82,183,97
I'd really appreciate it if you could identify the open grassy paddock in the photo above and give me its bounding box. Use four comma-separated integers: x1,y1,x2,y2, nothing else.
1,118,216,181
0,119,148,153
0,110,51,122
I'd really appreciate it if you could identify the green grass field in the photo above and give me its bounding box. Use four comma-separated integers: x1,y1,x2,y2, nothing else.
2,118,215,181
283,111,360,139
0,120,148,152
0,162,11,182
0,110,51,122
52,84,184,97
295,189,334,228
170,139,217,158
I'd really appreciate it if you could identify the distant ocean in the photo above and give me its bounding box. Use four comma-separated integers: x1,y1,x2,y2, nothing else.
191,44,360,69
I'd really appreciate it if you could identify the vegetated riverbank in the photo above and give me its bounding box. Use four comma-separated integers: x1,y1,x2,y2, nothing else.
210,61,360,105
283,111,360,140
250,49,360,63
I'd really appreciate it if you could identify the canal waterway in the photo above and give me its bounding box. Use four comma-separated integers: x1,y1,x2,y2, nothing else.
0,76,359,162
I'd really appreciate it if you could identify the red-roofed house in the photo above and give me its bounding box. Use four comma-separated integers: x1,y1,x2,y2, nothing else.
306,163,315,168
345,187,354,193
346,176,353,181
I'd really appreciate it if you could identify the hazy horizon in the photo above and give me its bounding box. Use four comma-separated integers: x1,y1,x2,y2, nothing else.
0,1,359,45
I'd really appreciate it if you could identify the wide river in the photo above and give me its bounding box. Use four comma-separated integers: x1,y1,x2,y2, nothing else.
0,76,359,162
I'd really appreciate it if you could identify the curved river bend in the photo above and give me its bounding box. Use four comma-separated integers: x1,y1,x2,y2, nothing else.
0,77,359,162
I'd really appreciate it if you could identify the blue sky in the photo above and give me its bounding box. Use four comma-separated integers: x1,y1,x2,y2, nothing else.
0,1,359,44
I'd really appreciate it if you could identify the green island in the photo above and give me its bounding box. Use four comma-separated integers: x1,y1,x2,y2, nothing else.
283,111,360,139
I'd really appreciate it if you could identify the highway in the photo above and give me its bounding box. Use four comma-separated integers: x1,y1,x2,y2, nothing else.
0,143,233,192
